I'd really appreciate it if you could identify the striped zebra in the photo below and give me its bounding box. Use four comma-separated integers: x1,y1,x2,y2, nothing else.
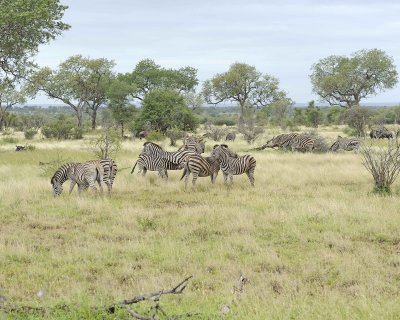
131,153,183,180
225,132,236,141
51,162,103,197
290,134,315,152
260,133,299,150
180,154,221,188
211,144,256,186
178,136,205,153
85,159,118,194
142,142,196,165
329,136,360,152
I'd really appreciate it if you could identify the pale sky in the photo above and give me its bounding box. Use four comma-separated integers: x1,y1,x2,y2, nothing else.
32,0,400,105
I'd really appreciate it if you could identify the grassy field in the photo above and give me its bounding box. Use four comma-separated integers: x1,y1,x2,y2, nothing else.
1,128,400,319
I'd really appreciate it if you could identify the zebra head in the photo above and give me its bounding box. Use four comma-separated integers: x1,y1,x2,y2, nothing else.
211,144,238,160
51,176,63,197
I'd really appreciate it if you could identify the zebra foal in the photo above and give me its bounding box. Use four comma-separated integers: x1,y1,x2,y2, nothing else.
211,144,256,186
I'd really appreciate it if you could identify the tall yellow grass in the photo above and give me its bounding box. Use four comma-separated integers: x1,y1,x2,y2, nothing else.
0,130,399,319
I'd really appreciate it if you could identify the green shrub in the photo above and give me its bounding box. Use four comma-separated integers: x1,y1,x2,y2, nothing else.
213,118,236,126
24,129,37,140
42,116,83,140
2,137,18,144
146,130,164,141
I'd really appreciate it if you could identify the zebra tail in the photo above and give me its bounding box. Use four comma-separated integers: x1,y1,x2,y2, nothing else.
131,161,138,174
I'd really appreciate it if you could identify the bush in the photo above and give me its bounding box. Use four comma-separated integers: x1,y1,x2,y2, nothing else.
24,129,37,140
2,136,18,144
88,128,121,159
146,130,164,141
213,118,236,126
42,116,83,140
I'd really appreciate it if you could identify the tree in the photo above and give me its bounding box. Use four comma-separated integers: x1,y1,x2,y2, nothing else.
340,106,371,136
28,55,115,128
310,49,398,107
267,98,294,128
305,100,323,128
135,89,198,133
202,63,289,125
0,0,69,82
117,59,198,102
0,83,26,130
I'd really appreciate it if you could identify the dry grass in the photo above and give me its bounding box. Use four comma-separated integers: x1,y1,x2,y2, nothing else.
1,129,400,319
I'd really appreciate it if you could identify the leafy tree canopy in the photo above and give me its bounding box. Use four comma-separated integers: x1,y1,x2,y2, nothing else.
310,49,398,108
135,89,198,133
202,62,289,122
0,0,70,82
118,59,198,102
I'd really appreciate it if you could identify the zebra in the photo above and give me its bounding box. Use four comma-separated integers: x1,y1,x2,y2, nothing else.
142,142,196,165
51,162,104,197
83,159,118,194
211,144,256,186
131,153,183,180
329,136,360,152
225,132,236,141
178,136,205,154
261,133,300,150
290,134,315,152
180,154,221,188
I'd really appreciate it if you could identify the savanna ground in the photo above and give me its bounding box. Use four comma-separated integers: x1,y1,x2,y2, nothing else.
1,127,400,319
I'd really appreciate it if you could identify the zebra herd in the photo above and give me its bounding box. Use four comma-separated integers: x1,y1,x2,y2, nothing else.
257,133,360,153
132,136,257,188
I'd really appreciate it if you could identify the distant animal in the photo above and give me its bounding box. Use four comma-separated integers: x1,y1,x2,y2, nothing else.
370,129,393,139
138,131,146,140
15,145,26,151
180,154,221,188
261,133,300,150
131,153,183,180
290,134,315,152
211,144,256,186
178,136,205,153
329,136,359,152
225,132,236,141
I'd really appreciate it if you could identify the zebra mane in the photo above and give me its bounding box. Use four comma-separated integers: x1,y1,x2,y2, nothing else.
143,141,163,150
51,163,75,184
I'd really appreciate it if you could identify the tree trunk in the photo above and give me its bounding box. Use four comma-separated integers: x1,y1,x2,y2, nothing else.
121,121,124,137
91,109,97,130
76,108,83,128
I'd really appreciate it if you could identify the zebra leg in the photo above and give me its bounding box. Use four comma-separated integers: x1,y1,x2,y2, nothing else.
142,168,147,177
229,173,233,185
246,169,255,186
223,172,228,185
192,173,199,188
69,181,76,194
184,172,190,189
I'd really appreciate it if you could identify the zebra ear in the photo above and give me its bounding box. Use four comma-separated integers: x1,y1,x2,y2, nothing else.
338,135,342,138
213,144,219,149
221,144,228,148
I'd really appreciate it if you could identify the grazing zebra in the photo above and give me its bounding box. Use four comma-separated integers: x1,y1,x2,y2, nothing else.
329,136,360,152
51,162,104,197
225,132,236,141
180,154,221,188
142,142,196,165
131,153,182,180
290,134,315,152
211,144,256,186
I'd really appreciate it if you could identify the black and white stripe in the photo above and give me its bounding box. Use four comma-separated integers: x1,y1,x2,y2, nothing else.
51,162,103,197
180,154,220,188
290,134,315,152
131,153,182,180
329,136,359,152
142,142,195,165
211,144,256,186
